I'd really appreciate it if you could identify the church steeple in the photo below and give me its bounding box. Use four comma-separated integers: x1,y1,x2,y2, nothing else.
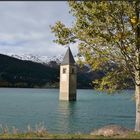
61,47,75,65
59,47,77,101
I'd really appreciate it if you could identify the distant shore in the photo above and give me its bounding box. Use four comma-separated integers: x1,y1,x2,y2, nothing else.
0,86,135,90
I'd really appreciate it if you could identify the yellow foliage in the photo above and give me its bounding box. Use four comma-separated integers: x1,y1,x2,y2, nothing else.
130,16,137,25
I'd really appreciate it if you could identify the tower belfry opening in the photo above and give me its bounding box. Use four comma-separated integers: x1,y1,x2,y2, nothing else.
59,47,77,101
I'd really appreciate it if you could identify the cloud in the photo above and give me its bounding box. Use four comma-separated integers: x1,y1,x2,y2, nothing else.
0,40,28,46
0,1,78,57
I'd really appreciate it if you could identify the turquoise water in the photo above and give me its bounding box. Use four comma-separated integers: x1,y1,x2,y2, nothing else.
0,88,135,133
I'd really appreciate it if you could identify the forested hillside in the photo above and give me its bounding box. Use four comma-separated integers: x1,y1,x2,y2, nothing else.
0,54,59,88
0,54,134,89
0,54,103,89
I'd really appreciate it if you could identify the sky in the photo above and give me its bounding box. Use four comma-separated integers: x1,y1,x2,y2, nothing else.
0,1,78,57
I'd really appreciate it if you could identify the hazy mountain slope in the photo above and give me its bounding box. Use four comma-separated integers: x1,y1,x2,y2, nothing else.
0,54,96,88
0,53,134,89
0,54,59,88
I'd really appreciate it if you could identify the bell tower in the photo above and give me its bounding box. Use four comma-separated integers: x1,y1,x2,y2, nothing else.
59,47,77,101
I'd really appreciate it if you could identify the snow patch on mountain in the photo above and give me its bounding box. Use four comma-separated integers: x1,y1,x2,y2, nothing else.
4,53,64,64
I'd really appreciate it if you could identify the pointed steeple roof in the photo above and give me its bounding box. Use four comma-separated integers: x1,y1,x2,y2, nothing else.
61,47,75,65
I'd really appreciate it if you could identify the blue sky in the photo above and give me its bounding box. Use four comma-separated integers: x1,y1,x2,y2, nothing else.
0,1,78,57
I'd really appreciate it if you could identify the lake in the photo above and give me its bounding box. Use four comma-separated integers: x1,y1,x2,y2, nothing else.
0,88,135,134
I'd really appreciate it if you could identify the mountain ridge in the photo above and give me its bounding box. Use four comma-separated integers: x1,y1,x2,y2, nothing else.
0,53,97,89
3,53,64,64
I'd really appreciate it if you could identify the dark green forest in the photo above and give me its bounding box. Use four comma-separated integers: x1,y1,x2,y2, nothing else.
0,54,105,89
0,54,134,89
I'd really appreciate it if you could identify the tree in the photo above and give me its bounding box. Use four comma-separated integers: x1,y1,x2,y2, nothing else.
51,1,140,131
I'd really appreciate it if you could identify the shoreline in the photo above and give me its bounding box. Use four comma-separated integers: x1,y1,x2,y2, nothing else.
0,125,137,139
0,130,139,139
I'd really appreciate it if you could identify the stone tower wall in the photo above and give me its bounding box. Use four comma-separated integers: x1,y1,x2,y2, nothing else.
59,65,76,101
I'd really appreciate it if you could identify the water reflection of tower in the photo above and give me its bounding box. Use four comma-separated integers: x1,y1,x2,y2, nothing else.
56,101,77,133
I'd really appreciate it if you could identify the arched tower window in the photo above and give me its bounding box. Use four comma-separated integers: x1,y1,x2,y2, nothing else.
63,68,66,74
71,68,74,74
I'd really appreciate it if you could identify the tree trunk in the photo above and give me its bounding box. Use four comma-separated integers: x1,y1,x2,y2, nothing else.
135,76,140,131
135,0,140,132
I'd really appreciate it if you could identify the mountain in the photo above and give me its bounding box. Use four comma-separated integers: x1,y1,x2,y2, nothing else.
0,53,134,89
0,53,59,88
4,53,64,64
0,53,101,89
